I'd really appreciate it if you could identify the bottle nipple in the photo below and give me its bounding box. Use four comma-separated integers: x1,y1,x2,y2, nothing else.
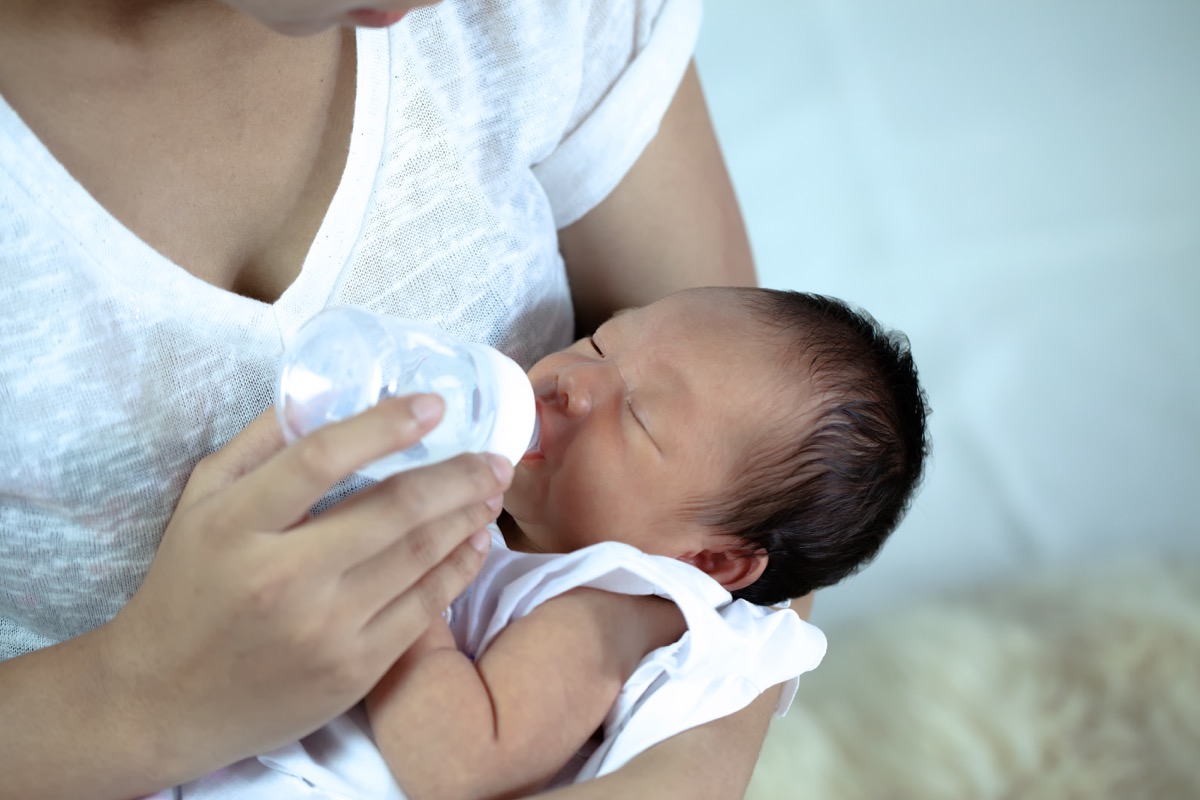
524,414,541,456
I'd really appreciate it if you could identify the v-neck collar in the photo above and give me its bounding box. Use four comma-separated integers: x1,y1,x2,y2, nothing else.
0,27,390,339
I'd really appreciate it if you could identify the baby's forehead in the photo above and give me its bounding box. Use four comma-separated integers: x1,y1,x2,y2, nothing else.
716,360,822,452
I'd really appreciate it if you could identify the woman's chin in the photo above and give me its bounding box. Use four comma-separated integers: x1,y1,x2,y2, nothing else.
345,8,411,27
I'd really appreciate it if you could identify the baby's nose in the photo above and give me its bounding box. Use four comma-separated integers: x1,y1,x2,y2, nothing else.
557,370,593,418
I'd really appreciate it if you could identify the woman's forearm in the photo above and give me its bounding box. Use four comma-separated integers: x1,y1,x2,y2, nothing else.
530,687,779,800
0,625,177,799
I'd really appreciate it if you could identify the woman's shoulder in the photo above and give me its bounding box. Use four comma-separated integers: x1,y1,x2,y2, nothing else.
389,0,694,164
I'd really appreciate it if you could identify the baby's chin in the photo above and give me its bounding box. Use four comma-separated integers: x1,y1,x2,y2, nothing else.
504,460,542,503
500,471,537,523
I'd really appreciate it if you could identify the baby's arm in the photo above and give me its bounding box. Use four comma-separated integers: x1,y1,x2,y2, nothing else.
365,588,686,800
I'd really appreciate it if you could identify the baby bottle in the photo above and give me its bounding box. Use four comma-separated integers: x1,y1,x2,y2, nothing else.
275,306,538,480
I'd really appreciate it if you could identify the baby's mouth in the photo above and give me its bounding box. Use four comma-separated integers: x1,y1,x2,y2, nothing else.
521,403,544,461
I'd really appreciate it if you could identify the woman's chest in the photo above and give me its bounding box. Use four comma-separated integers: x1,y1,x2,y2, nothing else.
0,27,355,303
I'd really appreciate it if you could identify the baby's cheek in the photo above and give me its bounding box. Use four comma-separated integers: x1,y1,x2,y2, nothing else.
571,482,638,546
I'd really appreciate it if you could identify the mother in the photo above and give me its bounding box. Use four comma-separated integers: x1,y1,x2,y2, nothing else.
0,0,784,796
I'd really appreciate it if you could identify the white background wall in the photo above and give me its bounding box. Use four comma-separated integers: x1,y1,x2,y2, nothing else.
694,0,1200,628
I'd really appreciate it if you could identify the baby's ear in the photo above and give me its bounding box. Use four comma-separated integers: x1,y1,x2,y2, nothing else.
683,546,768,593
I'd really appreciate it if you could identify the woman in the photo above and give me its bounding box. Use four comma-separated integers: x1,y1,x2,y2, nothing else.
0,0,786,796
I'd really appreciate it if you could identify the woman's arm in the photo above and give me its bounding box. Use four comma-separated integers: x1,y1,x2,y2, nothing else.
531,688,779,800
558,61,757,335
554,60,775,798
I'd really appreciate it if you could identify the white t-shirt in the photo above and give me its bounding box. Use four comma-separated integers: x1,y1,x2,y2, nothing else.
167,528,825,799
0,0,702,659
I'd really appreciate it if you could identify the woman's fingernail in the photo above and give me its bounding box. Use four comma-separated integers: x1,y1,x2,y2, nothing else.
411,394,442,423
485,494,504,512
486,453,512,482
469,529,491,553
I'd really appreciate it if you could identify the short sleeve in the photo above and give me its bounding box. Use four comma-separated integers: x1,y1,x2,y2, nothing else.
532,0,703,228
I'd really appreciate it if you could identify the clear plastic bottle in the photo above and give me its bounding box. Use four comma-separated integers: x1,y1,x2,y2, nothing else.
275,307,538,480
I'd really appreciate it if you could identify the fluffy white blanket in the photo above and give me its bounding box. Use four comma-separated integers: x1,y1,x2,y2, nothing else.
748,557,1200,799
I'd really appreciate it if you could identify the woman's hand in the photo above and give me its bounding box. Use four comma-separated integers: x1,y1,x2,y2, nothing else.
99,395,511,788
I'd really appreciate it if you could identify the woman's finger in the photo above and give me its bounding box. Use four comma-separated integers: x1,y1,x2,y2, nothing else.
295,451,510,570
179,406,288,505
362,535,492,662
339,495,502,622
226,394,444,531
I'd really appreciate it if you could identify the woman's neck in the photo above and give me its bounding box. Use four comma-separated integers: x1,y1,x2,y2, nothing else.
1,0,254,44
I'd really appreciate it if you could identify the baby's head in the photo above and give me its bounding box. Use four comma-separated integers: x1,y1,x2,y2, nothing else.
503,286,930,605
689,288,930,604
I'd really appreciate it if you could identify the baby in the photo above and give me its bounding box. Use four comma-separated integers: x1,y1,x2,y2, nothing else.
215,286,929,800
364,285,931,799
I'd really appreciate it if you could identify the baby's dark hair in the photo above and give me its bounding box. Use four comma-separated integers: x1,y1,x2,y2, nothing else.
688,288,931,605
